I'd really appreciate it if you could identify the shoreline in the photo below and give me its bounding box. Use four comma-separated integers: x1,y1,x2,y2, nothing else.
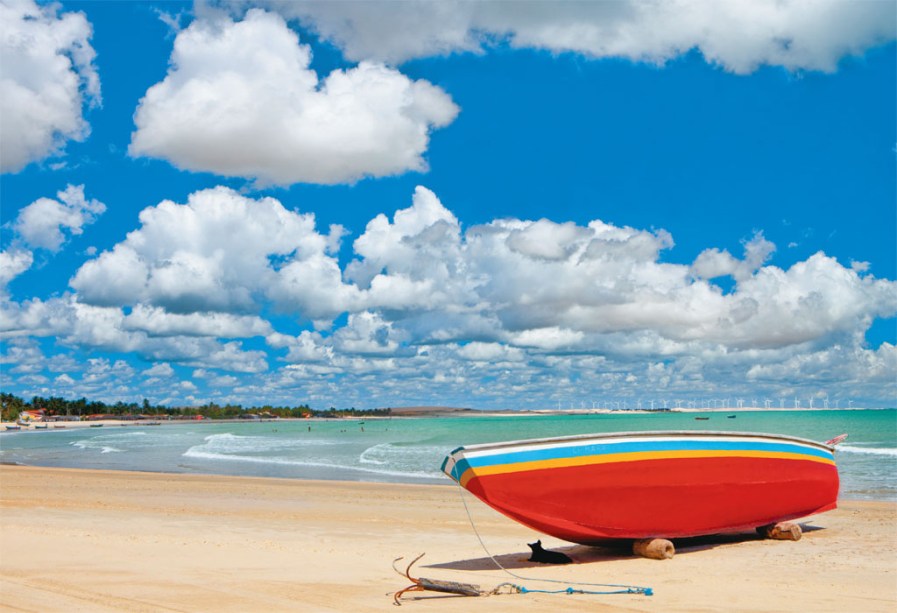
2,405,891,430
1,465,895,612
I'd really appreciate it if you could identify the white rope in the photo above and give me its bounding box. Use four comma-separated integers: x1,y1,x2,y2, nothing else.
453,478,652,594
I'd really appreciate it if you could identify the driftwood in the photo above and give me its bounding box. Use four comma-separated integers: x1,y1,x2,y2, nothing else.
757,522,802,541
632,538,675,560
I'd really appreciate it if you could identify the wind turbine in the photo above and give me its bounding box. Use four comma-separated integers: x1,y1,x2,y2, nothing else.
794,397,800,409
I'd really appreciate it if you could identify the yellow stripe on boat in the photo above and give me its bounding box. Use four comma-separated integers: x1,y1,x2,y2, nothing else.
459,448,834,488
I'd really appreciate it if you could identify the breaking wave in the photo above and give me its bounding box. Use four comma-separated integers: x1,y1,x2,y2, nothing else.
838,444,897,457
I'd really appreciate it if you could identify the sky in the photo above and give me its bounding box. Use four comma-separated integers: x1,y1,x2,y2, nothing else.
1,0,895,411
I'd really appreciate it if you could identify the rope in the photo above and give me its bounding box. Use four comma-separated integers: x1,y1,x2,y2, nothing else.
454,477,653,597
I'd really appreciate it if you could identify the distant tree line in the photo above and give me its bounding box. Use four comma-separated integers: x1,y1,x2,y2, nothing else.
0,393,390,422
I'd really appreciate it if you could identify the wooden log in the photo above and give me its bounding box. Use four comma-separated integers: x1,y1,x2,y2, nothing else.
632,538,675,559
757,522,802,541
416,578,482,597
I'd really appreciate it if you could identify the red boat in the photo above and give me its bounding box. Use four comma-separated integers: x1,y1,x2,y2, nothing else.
442,431,841,544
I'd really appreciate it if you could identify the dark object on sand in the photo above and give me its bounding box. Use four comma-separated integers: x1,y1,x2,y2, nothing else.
527,540,572,564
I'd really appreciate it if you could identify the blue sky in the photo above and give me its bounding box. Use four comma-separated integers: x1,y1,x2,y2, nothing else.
1,0,895,410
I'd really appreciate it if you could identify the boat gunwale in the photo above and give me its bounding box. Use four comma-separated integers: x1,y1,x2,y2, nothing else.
447,430,835,458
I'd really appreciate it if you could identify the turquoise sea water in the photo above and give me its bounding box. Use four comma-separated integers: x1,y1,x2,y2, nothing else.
1,410,895,501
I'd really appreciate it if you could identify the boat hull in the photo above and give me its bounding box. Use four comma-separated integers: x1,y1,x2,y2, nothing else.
442,431,839,544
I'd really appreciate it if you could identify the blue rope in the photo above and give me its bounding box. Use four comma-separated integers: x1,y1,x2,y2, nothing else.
518,585,653,596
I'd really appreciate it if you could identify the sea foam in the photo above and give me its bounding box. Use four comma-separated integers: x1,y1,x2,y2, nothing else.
838,444,897,457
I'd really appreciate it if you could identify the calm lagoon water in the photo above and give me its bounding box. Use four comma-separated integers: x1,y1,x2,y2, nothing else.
2,409,895,501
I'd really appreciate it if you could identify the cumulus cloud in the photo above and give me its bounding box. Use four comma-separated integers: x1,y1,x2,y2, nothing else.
71,186,340,315
332,311,406,356
4,184,896,407
0,295,270,375
258,0,895,72
11,184,106,251
129,9,459,185
144,362,175,378
0,249,33,290
1,185,105,292
456,341,525,363
36,184,897,361
122,305,273,338
692,232,775,281
0,0,100,172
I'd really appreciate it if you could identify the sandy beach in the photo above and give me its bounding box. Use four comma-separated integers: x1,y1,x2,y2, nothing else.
0,465,894,612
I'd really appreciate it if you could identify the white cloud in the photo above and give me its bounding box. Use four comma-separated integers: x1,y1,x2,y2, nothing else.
208,374,238,387
261,0,895,72
11,184,106,251
692,232,775,281
851,259,871,273
0,336,44,373
505,219,592,261
0,249,33,290
510,327,585,351
456,341,525,363
268,330,333,363
54,373,75,386
0,185,105,293
0,0,100,172
129,9,459,185
0,294,270,375
23,185,897,364
3,184,895,407
144,362,175,378
332,311,405,355
123,305,272,338
691,247,739,280
71,186,339,315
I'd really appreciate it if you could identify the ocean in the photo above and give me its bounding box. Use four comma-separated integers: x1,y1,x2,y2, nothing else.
2,409,895,501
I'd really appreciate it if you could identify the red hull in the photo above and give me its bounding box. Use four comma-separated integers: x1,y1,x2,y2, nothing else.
444,432,840,544
466,456,837,543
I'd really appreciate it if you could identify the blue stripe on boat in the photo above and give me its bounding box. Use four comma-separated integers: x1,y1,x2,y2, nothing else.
447,437,831,481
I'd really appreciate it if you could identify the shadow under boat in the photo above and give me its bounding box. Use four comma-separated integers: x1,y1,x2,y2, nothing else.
424,523,825,571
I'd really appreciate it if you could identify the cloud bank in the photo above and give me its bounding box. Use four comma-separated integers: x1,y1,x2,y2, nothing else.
3,185,894,407
259,0,896,72
0,0,100,172
129,9,459,185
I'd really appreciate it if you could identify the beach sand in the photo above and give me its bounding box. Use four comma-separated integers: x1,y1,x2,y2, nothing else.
1,465,894,612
